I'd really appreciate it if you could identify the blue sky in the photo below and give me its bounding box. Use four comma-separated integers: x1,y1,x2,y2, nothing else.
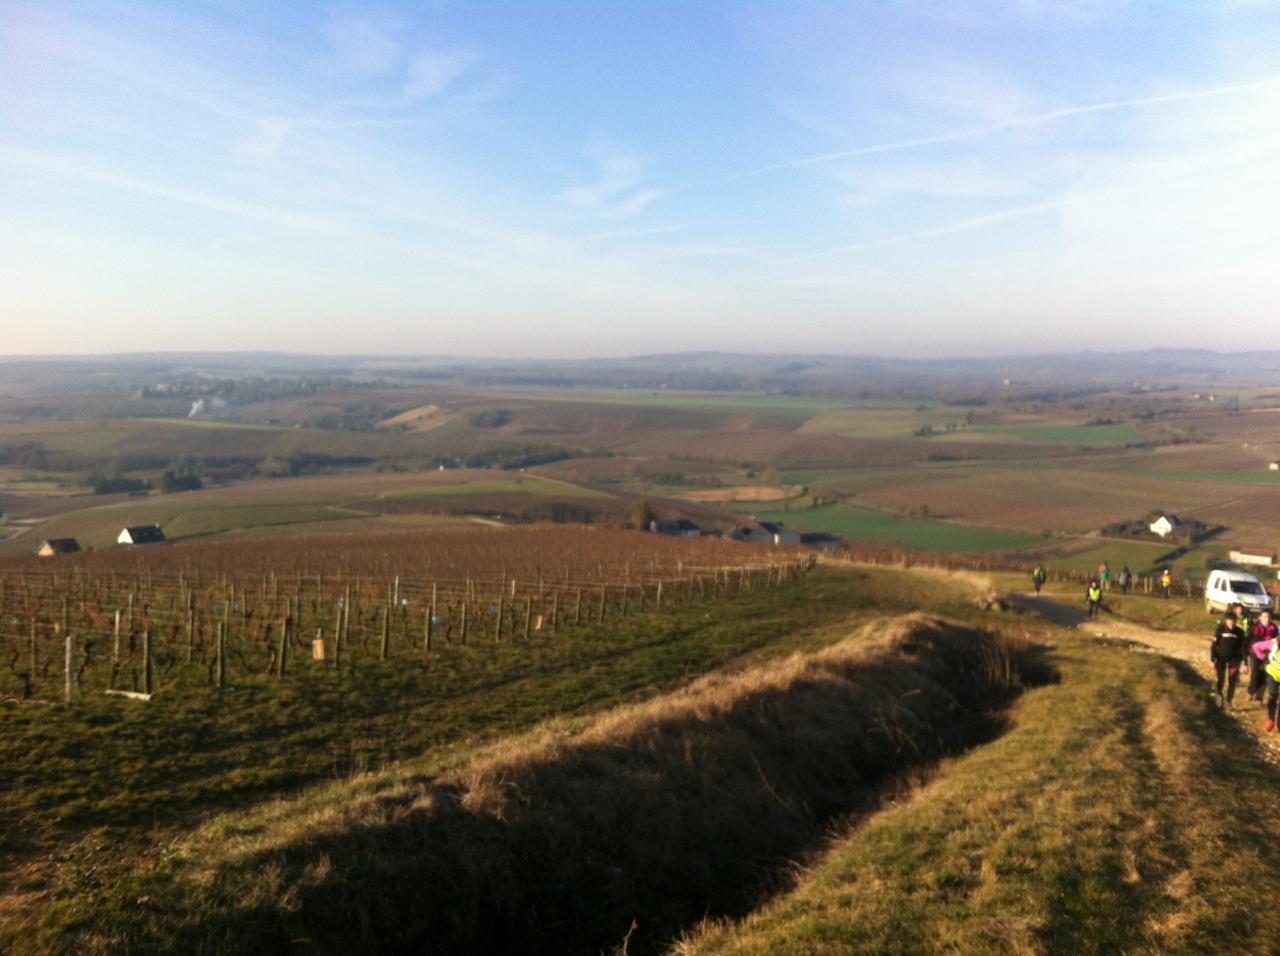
3,1,1279,357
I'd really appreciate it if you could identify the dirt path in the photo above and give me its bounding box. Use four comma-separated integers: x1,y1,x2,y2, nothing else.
1009,590,1280,761
1007,591,1205,663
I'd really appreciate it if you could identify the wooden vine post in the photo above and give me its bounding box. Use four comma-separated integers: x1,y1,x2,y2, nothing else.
277,611,290,679
64,630,74,705
142,629,153,696
215,621,226,688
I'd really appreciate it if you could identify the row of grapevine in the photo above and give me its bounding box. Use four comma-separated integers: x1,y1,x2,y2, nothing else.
0,527,815,703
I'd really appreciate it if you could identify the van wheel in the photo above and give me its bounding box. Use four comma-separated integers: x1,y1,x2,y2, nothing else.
1205,601,1214,614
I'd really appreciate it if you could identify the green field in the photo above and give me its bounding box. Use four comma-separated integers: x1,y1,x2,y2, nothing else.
1016,538,1186,576
498,387,889,416
161,505,372,539
752,504,1043,553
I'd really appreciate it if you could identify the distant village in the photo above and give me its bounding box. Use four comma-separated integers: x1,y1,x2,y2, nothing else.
649,517,842,551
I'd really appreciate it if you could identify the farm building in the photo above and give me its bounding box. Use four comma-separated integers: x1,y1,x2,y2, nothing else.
1230,548,1276,568
730,522,801,545
650,518,701,537
800,532,843,551
1149,514,1181,538
760,522,801,545
37,538,81,557
118,524,167,546
1270,461,1280,472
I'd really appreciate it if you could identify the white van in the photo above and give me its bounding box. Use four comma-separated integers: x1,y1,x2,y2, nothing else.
1204,569,1273,614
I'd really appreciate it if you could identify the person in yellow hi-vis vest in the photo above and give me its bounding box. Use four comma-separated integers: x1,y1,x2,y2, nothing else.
1160,568,1173,599
1086,580,1103,620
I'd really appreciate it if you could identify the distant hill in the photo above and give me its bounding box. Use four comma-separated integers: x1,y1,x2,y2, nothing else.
4,348,1280,398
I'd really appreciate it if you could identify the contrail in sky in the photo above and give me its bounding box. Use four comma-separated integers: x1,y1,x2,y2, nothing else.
783,197,1069,264
733,75,1280,179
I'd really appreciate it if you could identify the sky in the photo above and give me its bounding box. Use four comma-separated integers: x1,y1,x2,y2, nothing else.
3,0,1280,359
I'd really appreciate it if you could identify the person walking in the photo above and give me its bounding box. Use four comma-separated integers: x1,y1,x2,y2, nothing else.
1117,565,1132,594
1210,611,1245,708
1086,579,1103,620
1263,622,1280,732
1160,568,1173,598
1236,603,1254,653
1099,562,1111,590
1032,565,1047,595
1249,610,1279,705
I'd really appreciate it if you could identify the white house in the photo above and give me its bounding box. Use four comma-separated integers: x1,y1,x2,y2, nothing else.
1149,515,1181,538
1230,548,1276,568
118,524,166,546
1269,461,1280,472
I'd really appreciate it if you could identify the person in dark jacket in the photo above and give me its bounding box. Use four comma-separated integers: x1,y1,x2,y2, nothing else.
1210,612,1245,708
1117,565,1132,594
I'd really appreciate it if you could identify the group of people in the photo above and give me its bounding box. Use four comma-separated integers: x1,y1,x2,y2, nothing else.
1209,604,1280,725
1029,562,1174,619
1030,561,1280,728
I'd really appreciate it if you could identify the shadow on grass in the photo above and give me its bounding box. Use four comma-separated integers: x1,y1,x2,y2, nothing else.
131,620,1057,956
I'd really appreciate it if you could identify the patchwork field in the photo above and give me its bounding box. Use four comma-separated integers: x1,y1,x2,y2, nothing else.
0,470,623,556
6,379,1280,567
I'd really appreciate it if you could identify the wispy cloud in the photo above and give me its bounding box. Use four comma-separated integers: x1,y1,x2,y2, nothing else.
581,224,686,242
404,47,482,100
735,75,1280,178
0,145,344,235
560,145,666,218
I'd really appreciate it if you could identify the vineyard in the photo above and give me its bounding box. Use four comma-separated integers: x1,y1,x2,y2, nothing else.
0,527,809,704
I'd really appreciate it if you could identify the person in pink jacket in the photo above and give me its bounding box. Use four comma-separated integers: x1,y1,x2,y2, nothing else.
1249,610,1279,706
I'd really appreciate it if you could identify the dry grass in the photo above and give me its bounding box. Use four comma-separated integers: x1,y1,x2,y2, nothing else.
679,486,793,503
375,403,448,431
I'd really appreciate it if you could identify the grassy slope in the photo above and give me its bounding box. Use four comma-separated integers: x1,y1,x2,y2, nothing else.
57,613,1032,955
7,558,1280,953
3,567,982,952
680,622,1280,955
